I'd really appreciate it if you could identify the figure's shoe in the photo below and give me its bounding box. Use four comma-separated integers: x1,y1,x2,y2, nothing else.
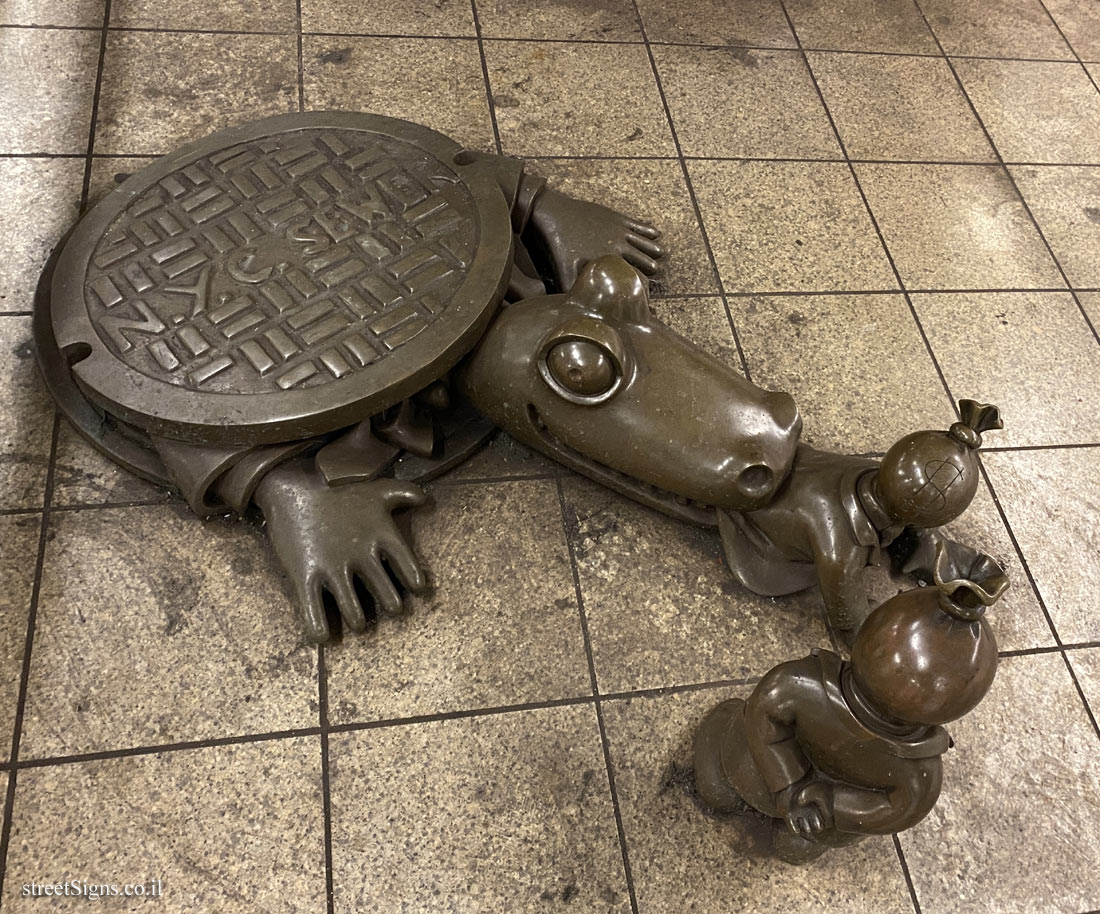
693,698,748,813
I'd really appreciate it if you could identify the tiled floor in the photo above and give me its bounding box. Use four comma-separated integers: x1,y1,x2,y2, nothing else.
1,1,1099,912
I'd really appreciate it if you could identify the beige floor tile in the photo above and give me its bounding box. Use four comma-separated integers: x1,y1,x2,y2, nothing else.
729,293,951,452
0,27,99,154
0,0,101,26
1,514,38,762
477,0,640,40
955,59,1100,164
1067,648,1100,721
857,164,1062,289
808,51,995,162
650,295,742,367
2,737,325,912
654,46,839,158
690,160,897,293
328,705,630,913
912,291,1100,447
937,481,1055,651
637,0,794,48
983,448,1100,644
783,0,938,54
529,158,718,296
0,157,83,313
921,0,1073,59
51,421,168,507
484,40,675,156
111,0,297,31
95,31,298,156
20,505,318,758
561,477,832,693
900,653,1100,914
301,0,474,35
324,480,590,724
1044,0,1100,60
1079,291,1100,328
304,36,494,151
603,688,916,914
1010,164,1100,287
0,317,54,510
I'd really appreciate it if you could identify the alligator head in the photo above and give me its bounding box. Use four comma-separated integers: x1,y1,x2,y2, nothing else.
457,256,802,524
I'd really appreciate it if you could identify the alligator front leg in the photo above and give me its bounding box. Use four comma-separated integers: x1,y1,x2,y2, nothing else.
255,460,427,642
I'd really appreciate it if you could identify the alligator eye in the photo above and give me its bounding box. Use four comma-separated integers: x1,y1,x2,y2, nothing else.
546,340,617,397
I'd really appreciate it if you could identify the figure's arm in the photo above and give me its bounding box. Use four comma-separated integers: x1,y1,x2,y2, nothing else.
829,759,942,835
812,540,873,633
743,662,816,815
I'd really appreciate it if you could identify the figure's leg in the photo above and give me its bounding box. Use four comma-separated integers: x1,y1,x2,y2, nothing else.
694,699,752,814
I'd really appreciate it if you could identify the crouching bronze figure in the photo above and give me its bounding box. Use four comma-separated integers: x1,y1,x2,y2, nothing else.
694,543,1008,864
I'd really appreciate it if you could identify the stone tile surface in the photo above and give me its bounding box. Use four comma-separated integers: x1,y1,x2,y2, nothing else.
561,477,832,694
484,40,675,156
654,46,839,159
729,293,952,453
95,31,298,156
0,0,101,25
900,653,1100,914
983,448,1100,644
20,505,318,758
808,51,995,162
84,155,158,207
955,59,1100,164
111,0,298,31
0,157,83,313
530,157,717,296
921,0,1074,59
1044,0,1100,60
1010,164,1100,287
328,705,630,913
0,514,38,763
603,688,916,914
324,481,590,724
304,35,494,151
689,160,897,293
301,0,475,36
0,27,99,154
51,421,169,507
1067,648,1100,721
0,317,54,510
2,737,325,912
636,0,795,48
477,0,640,40
912,291,1100,447
857,164,1063,289
783,0,938,54
650,295,742,367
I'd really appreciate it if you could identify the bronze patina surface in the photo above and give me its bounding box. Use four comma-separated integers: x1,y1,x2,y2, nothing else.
694,543,1008,864
48,112,512,445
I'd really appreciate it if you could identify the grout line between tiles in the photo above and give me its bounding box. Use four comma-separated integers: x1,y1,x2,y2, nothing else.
907,0,1100,347
317,645,335,914
0,416,61,902
627,0,753,380
554,476,640,914
77,0,113,212
892,834,925,914
1033,0,1100,96
470,0,504,155
294,0,304,112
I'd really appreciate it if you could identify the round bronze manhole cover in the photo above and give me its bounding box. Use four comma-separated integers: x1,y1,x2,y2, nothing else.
49,111,513,445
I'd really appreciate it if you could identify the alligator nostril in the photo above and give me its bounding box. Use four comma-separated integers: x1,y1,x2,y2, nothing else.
736,464,774,496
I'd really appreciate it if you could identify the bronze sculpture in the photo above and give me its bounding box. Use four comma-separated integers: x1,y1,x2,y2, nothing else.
694,542,1008,864
35,109,1004,649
